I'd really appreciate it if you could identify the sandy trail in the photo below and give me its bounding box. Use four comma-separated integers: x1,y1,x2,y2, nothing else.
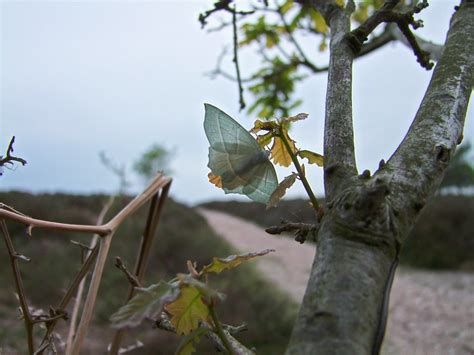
199,208,474,355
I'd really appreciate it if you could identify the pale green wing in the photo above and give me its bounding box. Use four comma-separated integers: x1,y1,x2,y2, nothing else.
204,103,259,155
241,160,278,204
204,103,278,204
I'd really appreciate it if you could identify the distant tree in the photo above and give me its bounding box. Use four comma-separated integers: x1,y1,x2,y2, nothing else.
201,1,473,354
133,143,173,183
440,141,474,188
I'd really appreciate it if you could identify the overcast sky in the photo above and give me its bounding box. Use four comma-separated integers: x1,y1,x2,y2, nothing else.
1,0,472,205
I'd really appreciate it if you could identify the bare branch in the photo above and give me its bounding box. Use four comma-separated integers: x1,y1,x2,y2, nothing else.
0,136,27,174
379,1,473,238
346,0,433,69
266,221,320,243
115,256,141,288
1,220,35,353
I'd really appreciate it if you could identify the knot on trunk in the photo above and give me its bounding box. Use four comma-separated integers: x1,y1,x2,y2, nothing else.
329,177,399,256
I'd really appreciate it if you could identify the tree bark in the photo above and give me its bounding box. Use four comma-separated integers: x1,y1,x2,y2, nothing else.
286,2,473,354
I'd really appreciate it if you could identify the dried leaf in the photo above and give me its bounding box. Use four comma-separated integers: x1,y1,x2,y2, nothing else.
298,150,324,167
201,249,275,274
271,131,297,167
281,113,308,124
267,173,298,209
208,172,222,188
110,282,178,329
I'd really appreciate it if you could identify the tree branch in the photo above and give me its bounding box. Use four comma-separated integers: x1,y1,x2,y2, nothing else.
266,221,319,243
323,3,358,200
346,0,434,69
378,0,474,239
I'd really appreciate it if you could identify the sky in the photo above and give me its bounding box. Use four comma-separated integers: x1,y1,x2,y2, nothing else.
1,0,472,205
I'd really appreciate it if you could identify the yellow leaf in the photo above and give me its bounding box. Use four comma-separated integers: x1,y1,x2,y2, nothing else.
165,285,211,335
267,173,298,209
311,10,328,34
335,0,345,7
208,172,222,188
298,150,324,166
201,249,275,274
271,131,297,167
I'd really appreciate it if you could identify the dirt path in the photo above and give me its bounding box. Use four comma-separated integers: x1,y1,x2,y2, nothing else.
199,208,474,355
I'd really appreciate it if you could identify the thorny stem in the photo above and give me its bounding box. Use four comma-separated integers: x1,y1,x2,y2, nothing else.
278,131,320,211
1,220,35,354
209,303,235,355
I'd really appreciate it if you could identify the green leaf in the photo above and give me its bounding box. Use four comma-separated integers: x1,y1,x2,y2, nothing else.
165,284,212,335
175,327,210,355
201,249,275,274
267,173,298,209
297,150,324,167
110,282,178,329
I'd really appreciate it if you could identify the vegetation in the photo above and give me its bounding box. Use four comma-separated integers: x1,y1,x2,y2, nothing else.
0,192,296,354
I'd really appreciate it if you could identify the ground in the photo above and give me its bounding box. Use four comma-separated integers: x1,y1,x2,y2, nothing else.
199,208,474,355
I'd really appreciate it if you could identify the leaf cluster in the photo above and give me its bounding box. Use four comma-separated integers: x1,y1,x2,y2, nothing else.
250,113,323,208
203,0,414,119
110,249,274,354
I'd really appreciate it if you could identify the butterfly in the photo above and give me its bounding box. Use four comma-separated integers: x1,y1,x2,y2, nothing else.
204,103,278,204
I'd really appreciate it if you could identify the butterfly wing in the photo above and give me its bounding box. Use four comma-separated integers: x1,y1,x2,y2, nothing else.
204,103,278,204
204,104,260,155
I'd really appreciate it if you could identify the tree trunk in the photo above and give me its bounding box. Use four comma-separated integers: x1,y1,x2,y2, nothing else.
286,2,473,354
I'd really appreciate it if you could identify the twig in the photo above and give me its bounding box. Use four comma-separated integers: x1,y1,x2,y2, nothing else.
346,0,433,69
65,195,114,353
209,304,235,354
199,0,254,29
38,244,100,353
155,312,254,355
115,257,141,288
110,182,171,354
1,220,35,353
0,136,27,173
266,221,319,243
275,1,320,73
278,131,320,211
232,5,246,110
